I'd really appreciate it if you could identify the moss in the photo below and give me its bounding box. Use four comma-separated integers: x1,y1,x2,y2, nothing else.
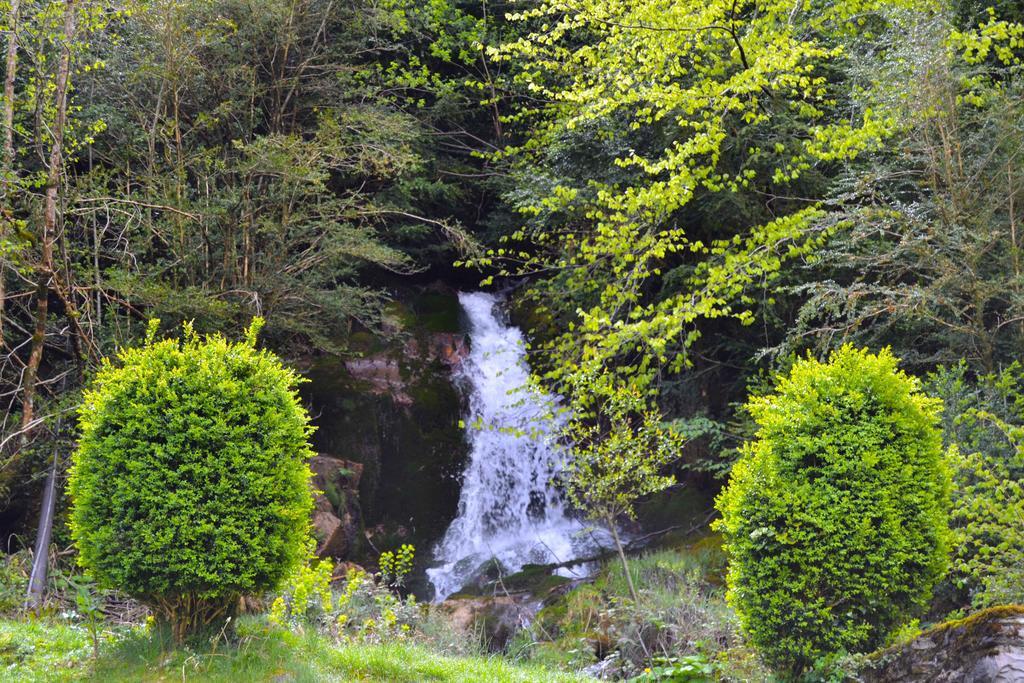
322,479,345,511
412,292,463,333
383,300,416,331
866,604,1024,667
348,331,384,355
904,604,1024,643
498,565,573,597
533,583,605,642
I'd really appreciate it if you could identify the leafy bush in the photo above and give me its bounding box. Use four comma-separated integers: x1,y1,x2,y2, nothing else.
949,449,1024,609
715,346,951,676
69,319,314,641
268,546,472,656
927,362,1024,610
378,544,416,588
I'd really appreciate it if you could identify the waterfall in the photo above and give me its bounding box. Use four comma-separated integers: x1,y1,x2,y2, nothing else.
427,292,603,601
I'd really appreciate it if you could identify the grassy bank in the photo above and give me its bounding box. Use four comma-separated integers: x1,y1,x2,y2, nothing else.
0,617,592,682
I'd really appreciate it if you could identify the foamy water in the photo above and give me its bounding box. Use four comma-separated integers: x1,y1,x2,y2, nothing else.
426,292,606,600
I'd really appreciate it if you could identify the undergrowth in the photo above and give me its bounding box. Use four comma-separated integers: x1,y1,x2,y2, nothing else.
509,541,770,681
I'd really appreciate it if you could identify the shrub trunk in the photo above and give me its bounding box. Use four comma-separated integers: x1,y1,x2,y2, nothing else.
149,593,239,643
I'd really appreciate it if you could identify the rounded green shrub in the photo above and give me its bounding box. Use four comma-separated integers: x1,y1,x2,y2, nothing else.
69,319,314,641
714,346,950,676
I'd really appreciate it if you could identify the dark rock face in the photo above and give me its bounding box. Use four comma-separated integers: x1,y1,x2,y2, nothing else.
299,288,470,560
309,455,363,559
862,606,1024,682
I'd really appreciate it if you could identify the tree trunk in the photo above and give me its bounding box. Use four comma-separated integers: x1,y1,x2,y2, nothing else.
20,0,77,445
607,513,639,604
151,593,238,644
1,0,21,347
606,513,652,661
602,518,651,663
1,0,17,164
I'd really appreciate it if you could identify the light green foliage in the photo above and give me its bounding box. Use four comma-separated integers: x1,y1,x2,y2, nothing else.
332,567,421,643
477,0,935,404
378,544,416,588
562,374,682,523
928,363,1024,609
68,318,314,638
952,8,1024,67
715,346,950,675
270,551,426,646
269,558,335,628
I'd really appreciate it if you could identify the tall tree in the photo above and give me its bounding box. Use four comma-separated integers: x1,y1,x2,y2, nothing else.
782,10,1024,372
480,0,935,415
0,0,20,344
21,0,77,446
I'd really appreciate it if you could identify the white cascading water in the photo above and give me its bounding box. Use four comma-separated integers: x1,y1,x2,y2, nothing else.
427,292,602,601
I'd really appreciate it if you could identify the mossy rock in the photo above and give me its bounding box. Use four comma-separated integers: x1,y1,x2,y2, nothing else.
411,291,463,333
533,582,606,642
299,291,468,561
500,564,573,597
862,605,1024,682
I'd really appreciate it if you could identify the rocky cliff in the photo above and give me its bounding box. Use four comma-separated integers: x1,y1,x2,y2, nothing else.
299,287,470,562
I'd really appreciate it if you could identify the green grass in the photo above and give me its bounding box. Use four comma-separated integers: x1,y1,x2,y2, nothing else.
0,617,592,682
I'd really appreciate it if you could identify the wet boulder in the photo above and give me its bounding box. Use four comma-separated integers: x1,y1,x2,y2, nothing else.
436,594,542,651
450,558,509,597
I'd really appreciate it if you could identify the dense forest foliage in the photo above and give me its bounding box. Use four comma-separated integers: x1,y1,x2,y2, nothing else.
1,0,1024,679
